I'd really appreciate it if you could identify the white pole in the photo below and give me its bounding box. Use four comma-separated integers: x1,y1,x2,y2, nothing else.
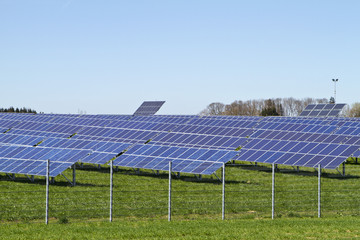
45,159,50,225
318,164,321,218
222,163,225,220
110,160,113,222
168,161,172,221
272,163,275,220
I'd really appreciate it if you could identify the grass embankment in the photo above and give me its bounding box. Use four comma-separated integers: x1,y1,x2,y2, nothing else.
0,218,360,239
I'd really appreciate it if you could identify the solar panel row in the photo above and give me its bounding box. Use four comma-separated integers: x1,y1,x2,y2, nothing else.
0,107,360,178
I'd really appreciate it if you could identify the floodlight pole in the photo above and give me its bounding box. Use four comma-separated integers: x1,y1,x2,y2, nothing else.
332,79,338,103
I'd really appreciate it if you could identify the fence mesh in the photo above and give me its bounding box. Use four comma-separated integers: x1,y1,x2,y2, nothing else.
0,159,360,224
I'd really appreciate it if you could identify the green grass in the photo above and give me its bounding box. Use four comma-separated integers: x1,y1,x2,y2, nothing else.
0,161,360,223
1,218,360,239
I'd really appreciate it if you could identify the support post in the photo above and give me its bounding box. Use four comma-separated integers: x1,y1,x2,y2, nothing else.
343,162,345,176
222,163,225,220
168,161,172,222
45,159,50,225
72,164,76,187
272,163,275,220
318,164,321,218
110,160,113,222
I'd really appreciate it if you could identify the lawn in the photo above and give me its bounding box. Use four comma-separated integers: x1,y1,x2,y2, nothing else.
0,160,360,223
1,217,360,239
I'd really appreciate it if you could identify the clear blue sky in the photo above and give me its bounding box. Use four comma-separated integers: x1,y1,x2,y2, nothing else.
1,0,359,115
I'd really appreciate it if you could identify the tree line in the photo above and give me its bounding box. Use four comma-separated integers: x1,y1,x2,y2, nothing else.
0,107,37,114
199,97,360,117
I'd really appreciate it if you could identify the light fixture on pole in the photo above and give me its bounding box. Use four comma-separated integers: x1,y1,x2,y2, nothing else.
332,79,338,103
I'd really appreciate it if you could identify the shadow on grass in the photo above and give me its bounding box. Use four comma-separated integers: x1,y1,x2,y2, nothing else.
0,174,101,187
227,163,360,180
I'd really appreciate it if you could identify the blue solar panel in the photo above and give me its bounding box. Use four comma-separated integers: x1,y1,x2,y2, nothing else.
112,144,236,175
133,101,165,116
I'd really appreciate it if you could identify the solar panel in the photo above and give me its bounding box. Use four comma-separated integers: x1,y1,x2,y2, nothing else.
133,101,165,116
0,158,74,177
299,104,346,117
2,111,360,177
112,144,237,175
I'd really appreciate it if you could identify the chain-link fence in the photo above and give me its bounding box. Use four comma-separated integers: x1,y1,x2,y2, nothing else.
1,159,360,224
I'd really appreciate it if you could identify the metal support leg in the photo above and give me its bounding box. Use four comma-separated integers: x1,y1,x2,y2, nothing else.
72,164,76,187
343,162,345,176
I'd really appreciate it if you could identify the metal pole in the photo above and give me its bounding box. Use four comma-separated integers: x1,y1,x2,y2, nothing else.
72,164,76,187
272,163,275,220
222,163,225,220
168,161,172,221
45,159,50,225
110,160,113,222
318,164,321,218
332,79,338,103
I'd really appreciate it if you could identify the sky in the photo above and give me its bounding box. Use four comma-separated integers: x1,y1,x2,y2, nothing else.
1,0,359,115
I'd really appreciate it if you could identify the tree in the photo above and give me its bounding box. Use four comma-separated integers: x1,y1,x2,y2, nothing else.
261,99,280,116
347,103,360,117
200,97,329,117
0,107,37,113
199,102,225,116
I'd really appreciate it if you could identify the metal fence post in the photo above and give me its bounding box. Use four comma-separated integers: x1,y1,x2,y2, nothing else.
45,159,50,225
110,160,113,222
272,163,275,220
222,163,225,220
318,164,321,218
72,164,76,187
168,161,172,221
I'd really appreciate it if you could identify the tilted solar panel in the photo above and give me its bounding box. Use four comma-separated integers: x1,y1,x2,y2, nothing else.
133,101,165,116
112,144,237,175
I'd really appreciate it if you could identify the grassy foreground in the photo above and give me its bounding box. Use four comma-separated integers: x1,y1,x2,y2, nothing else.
1,161,360,222
1,217,360,239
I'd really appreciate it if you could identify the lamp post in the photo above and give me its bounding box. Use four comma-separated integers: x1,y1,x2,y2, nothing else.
332,79,338,103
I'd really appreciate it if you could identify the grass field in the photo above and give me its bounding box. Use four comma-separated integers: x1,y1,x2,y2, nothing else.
0,159,360,223
1,217,360,239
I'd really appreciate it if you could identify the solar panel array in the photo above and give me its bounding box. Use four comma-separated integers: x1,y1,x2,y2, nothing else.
0,108,360,179
299,104,346,117
133,101,165,116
